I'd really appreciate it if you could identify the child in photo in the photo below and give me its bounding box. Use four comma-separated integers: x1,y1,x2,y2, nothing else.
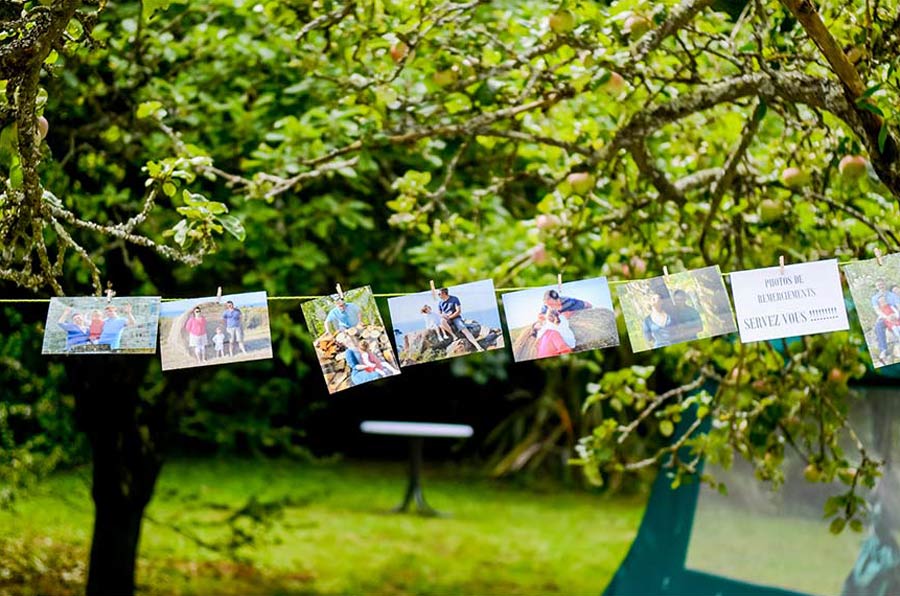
421,304,452,341
535,311,574,358
876,296,900,357
89,309,104,344
544,310,577,349
358,339,399,377
213,326,226,358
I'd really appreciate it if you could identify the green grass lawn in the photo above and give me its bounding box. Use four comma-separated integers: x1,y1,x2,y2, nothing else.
686,491,864,596
0,459,646,595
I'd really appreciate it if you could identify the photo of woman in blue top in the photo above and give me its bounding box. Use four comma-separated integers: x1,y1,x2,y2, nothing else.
641,290,676,349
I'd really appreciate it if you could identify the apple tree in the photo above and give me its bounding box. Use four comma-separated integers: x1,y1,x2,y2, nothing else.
3,0,900,592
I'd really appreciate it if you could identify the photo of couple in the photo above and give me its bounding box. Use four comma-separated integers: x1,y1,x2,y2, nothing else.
159,291,273,371
844,254,900,367
42,297,160,355
302,286,400,394
502,277,619,363
387,280,505,367
617,266,736,353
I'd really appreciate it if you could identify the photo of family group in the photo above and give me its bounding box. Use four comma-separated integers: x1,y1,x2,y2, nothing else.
387,280,504,367
617,265,737,352
502,277,619,362
301,286,400,393
42,296,161,355
844,253,900,367
158,291,273,371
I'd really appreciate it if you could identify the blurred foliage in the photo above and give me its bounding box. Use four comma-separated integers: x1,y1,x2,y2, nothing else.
0,307,84,507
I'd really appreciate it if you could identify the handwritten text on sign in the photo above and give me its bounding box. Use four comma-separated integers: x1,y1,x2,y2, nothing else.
730,259,849,343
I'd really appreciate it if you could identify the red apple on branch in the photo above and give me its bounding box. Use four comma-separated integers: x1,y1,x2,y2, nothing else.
838,155,867,181
37,116,49,140
389,42,409,63
780,167,809,189
548,10,576,34
623,14,651,40
535,214,561,229
528,243,548,264
567,172,595,195
759,199,782,224
603,72,627,95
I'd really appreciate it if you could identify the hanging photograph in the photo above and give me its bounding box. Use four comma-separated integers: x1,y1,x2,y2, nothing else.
730,259,849,344
42,296,161,355
159,291,273,371
844,252,900,367
501,277,619,362
387,279,504,367
301,286,400,394
616,265,737,352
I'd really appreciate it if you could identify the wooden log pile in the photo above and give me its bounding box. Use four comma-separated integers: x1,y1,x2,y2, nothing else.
313,325,398,392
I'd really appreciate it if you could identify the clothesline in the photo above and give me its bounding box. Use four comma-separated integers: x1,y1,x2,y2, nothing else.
0,255,875,304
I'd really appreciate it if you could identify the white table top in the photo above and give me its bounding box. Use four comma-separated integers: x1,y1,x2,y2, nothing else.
360,421,474,438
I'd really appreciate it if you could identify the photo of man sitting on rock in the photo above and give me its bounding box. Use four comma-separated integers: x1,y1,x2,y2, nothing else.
388,279,505,367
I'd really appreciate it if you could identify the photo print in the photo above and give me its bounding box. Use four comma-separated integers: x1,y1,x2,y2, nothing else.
301,286,400,394
387,279,504,367
159,291,273,371
616,265,737,353
730,259,849,343
844,252,900,367
501,277,619,362
42,296,161,355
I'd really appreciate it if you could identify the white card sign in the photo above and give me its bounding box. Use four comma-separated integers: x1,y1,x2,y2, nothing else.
729,259,849,343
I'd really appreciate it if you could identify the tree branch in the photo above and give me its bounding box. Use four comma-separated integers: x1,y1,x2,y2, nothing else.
699,100,763,263
632,0,715,63
628,141,686,205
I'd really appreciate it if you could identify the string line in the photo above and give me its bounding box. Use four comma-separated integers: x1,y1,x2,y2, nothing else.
0,257,876,303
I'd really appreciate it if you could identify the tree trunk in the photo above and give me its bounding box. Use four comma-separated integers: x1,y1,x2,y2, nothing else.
86,492,145,595
67,355,169,596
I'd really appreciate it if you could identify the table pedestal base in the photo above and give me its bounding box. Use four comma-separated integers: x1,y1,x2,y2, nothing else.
392,437,443,517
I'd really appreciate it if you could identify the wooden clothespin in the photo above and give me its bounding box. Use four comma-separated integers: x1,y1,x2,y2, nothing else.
216,286,222,304
875,248,884,266
663,266,670,283
335,283,344,299
779,255,785,276
430,280,437,300
557,273,563,293
105,282,116,303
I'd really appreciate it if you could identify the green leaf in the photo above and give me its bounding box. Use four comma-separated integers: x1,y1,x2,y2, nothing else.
829,517,846,534
162,182,177,197
218,214,246,242
143,0,186,20
878,122,889,153
182,190,208,206
171,220,189,246
0,123,17,167
752,100,767,123
9,157,23,190
856,99,884,117
443,93,472,115
278,337,293,365
136,101,166,120
862,83,882,98
823,495,842,518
